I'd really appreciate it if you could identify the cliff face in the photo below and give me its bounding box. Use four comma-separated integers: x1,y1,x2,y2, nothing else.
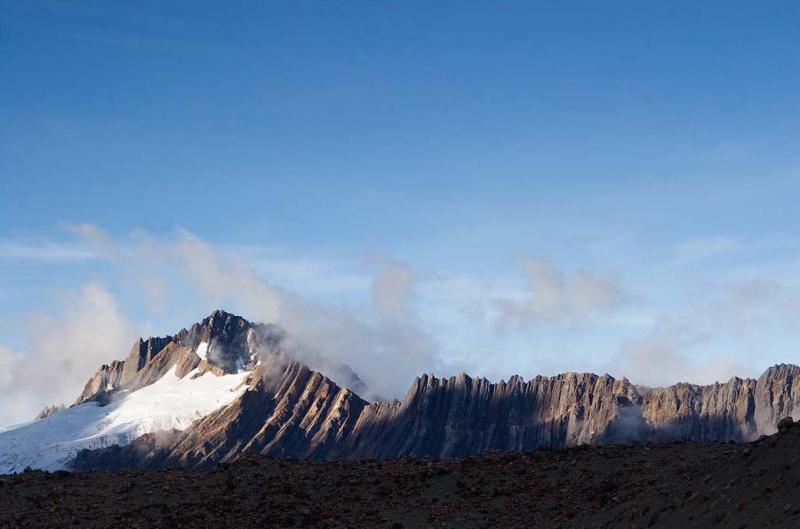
339,371,760,459
69,310,800,470
754,364,800,434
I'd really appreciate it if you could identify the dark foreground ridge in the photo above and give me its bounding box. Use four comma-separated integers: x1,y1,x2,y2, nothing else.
3,419,800,529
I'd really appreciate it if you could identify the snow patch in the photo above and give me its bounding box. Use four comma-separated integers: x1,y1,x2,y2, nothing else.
196,341,209,361
0,366,248,473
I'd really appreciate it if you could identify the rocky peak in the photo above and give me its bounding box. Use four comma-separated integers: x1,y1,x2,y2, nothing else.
73,310,290,406
180,310,285,374
35,404,65,420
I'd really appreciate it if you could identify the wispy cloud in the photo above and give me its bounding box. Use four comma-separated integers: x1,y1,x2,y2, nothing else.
244,253,371,296
671,236,742,265
5,221,799,425
0,283,144,425
371,257,415,322
493,256,627,328
60,225,439,403
0,239,96,261
0,345,19,388
615,334,754,387
609,275,800,386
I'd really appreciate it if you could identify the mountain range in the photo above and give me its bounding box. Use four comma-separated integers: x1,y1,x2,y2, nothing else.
1,309,797,473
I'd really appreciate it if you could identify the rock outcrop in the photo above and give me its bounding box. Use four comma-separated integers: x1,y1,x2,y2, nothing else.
34,404,65,420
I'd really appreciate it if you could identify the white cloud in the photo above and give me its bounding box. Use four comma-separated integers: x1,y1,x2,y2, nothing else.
0,283,143,426
64,225,438,402
137,228,284,324
695,280,782,333
0,239,96,261
613,322,753,387
246,254,371,296
493,256,626,327
371,257,415,321
59,222,120,261
608,276,795,387
0,345,19,387
8,222,795,420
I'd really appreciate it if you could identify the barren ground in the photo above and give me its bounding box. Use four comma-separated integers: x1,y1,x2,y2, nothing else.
3,426,800,529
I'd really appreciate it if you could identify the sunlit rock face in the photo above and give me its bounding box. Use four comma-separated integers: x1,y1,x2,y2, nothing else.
74,357,799,471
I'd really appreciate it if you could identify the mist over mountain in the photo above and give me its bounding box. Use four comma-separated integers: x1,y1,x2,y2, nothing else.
1,310,798,474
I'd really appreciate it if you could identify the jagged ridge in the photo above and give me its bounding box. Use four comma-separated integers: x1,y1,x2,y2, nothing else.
65,311,800,470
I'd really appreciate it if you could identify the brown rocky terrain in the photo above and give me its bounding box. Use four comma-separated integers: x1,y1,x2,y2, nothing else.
4,419,800,528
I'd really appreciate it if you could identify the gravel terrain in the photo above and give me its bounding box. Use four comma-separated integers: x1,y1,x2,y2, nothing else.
3,421,800,529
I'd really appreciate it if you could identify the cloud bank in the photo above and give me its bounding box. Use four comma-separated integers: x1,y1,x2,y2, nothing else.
29,227,438,406
1,226,797,426
0,283,144,426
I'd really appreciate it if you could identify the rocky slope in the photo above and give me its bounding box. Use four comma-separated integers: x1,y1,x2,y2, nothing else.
8,309,800,471
7,420,800,529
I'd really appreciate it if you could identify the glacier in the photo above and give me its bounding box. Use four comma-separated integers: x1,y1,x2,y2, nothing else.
0,365,248,473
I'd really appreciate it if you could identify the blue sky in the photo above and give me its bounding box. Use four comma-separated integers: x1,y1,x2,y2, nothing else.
1,1,800,423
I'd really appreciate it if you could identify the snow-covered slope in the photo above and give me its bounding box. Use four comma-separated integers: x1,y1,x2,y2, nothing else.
0,366,249,473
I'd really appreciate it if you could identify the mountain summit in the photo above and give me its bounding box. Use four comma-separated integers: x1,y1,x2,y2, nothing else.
1,310,798,473
74,310,276,406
